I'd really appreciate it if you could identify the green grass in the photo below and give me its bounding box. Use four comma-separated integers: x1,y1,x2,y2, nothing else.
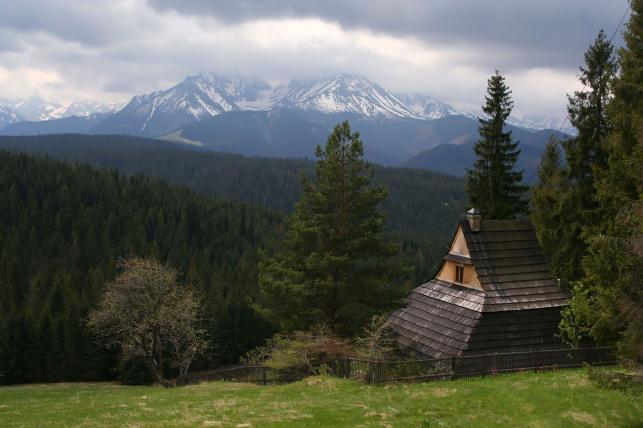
0,369,640,427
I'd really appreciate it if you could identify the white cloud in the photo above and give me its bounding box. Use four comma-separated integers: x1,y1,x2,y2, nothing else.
0,0,622,123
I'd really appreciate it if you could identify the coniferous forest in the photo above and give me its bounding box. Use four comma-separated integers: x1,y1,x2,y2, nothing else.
0,151,285,383
0,145,464,384
0,134,468,284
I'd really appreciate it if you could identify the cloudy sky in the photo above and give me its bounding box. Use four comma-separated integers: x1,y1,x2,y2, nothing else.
0,0,629,123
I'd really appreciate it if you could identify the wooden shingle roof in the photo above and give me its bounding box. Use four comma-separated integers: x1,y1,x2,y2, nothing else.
388,218,570,358
461,219,570,311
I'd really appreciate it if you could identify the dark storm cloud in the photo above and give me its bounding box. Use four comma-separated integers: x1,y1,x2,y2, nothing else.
0,0,149,47
147,0,627,70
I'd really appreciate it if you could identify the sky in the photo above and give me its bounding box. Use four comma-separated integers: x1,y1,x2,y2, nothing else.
0,0,630,124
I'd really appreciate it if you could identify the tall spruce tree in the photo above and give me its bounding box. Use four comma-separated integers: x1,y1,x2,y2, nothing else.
555,30,618,284
530,138,575,284
257,121,408,336
533,31,618,287
466,71,528,219
560,3,642,361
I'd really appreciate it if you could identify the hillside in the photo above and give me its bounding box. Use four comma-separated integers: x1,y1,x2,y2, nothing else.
0,113,108,136
0,134,468,278
0,151,284,384
403,128,568,178
0,370,640,427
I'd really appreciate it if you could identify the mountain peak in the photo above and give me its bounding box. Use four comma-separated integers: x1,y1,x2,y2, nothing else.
276,74,421,119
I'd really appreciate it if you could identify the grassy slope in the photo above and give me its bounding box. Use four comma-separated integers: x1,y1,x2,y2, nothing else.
0,369,640,427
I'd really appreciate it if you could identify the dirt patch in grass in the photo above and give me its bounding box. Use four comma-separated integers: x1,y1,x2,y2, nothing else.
565,410,597,425
430,388,456,398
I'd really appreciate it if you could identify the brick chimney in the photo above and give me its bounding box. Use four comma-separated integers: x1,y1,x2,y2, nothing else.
467,208,481,232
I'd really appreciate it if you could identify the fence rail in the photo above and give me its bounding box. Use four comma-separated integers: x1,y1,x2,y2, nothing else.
176,346,617,387
175,364,307,387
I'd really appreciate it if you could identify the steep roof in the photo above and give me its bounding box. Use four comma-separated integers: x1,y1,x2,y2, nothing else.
389,279,483,356
461,219,570,310
388,218,570,357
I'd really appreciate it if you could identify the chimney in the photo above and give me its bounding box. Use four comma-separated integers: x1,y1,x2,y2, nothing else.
467,208,481,232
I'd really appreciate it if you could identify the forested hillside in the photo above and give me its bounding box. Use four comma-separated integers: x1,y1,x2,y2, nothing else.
0,151,284,384
0,145,465,384
0,134,468,279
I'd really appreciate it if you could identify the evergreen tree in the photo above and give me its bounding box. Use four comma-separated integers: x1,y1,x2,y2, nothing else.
565,30,618,187
466,71,528,219
533,31,618,287
530,138,575,285
560,3,642,361
555,31,618,283
258,121,408,336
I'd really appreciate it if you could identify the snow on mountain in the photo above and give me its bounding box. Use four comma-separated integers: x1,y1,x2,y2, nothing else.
276,74,422,118
0,103,22,129
396,94,473,120
2,96,117,122
63,101,119,118
5,72,569,137
464,106,576,135
107,72,427,135
122,73,271,124
13,96,66,121
506,115,576,135
92,74,279,136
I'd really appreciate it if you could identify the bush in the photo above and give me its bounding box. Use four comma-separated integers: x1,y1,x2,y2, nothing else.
587,366,642,395
241,325,354,377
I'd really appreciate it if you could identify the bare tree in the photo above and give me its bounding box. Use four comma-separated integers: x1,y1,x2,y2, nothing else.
354,314,397,361
87,257,208,387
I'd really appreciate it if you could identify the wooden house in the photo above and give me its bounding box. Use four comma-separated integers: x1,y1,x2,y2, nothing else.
388,208,571,358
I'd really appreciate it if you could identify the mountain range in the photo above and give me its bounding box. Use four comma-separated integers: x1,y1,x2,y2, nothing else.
0,96,119,126
0,73,572,176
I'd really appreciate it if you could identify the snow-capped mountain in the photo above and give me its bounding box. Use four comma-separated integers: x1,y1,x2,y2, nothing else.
13,96,66,121
94,73,437,136
276,74,422,119
63,101,119,118
506,115,576,135
6,72,571,138
92,74,276,136
464,106,576,135
1,96,118,123
0,103,22,129
396,94,472,120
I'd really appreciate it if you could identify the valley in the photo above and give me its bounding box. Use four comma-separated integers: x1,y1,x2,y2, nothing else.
0,73,571,176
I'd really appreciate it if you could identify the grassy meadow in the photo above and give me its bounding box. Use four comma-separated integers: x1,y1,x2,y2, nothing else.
0,369,640,427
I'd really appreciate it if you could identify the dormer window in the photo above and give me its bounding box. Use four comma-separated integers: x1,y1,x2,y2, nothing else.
455,265,464,283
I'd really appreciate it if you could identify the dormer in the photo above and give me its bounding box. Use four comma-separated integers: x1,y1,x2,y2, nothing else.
435,212,482,290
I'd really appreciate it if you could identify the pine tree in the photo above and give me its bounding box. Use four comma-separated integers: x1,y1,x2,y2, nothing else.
466,71,528,219
560,3,643,361
258,121,408,336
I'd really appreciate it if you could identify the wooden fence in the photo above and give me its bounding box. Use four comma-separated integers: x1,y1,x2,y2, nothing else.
176,346,617,387
340,346,617,385
175,364,307,387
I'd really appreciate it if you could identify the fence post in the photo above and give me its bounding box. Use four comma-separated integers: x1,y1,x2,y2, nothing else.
261,366,267,385
451,356,456,379
376,359,382,386
481,355,485,378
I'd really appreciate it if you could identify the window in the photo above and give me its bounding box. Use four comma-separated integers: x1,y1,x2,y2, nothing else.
455,265,464,283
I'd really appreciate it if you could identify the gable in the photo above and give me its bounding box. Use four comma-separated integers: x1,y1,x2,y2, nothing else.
435,225,482,290
449,226,469,257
